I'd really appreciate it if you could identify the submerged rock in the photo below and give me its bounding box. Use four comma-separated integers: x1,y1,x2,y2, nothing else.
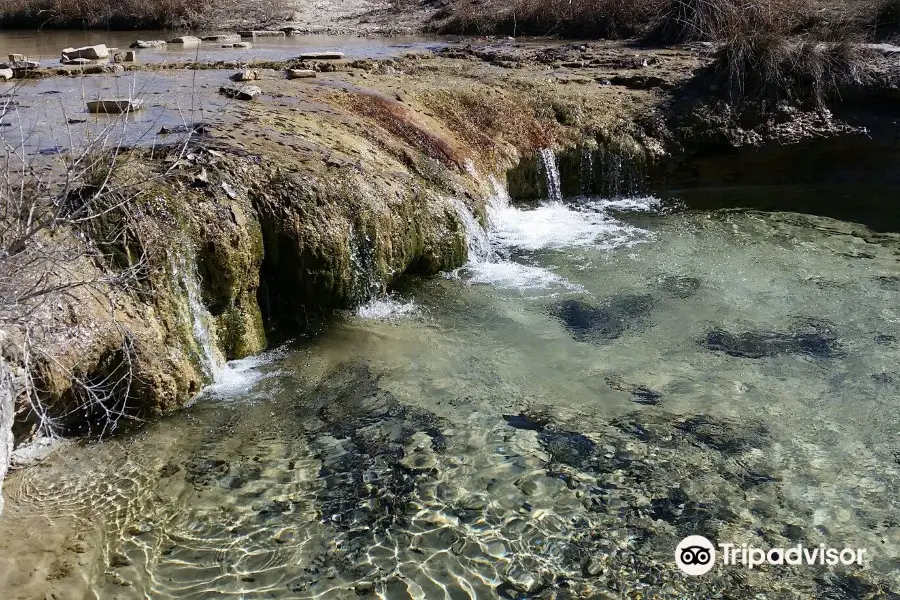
504,411,598,469
675,415,768,456
660,275,701,299
306,363,446,536
606,376,662,405
549,295,655,343
704,318,842,359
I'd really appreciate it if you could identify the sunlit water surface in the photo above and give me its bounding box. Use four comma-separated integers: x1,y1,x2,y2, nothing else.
2,189,900,599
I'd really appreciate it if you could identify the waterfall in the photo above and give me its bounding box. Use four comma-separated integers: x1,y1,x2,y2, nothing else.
348,225,384,303
450,198,493,263
171,250,223,383
580,145,595,198
539,148,563,203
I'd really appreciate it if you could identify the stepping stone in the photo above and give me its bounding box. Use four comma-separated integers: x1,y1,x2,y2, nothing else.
202,34,242,43
87,99,144,114
168,36,201,48
130,40,166,49
297,52,344,60
61,44,108,60
238,30,286,38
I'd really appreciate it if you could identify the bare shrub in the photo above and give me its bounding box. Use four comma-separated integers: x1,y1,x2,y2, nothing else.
712,34,875,107
651,0,800,43
438,0,666,38
0,79,198,438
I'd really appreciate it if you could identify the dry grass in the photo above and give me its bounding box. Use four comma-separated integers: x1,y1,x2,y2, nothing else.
651,0,806,43
419,88,556,161
0,0,293,29
437,0,666,38
712,34,875,106
436,0,893,42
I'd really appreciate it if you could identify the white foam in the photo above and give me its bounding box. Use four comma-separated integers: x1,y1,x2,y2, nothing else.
594,196,661,213
464,261,583,291
487,201,644,252
201,354,274,399
357,297,419,321
450,179,650,292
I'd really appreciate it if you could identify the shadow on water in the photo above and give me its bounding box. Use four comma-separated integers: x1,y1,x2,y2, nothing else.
662,183,900,233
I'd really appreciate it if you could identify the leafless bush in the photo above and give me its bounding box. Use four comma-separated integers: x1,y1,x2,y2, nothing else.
712,34,875,107
0,79,196,438
651,0,805,43
438,0,666,38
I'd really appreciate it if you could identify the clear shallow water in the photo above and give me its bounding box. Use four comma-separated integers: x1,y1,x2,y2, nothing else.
3,187,900,598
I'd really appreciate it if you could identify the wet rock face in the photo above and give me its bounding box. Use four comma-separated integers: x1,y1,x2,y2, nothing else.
549,295,655,343
704,318,842,359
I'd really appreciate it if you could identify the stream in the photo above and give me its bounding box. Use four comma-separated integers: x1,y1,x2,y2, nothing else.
2,168,900,597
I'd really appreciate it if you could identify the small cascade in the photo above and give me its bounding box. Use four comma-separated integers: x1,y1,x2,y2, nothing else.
348,225,384,304
539,148,563,203
171,250,223,383
487,176,512,217
450,198,493,263
580,145,595,198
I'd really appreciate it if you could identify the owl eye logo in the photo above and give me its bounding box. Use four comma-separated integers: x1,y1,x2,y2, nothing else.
675,536,717,576
679,546,712,566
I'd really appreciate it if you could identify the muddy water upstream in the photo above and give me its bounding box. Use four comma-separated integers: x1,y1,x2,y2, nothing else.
2,182,899,598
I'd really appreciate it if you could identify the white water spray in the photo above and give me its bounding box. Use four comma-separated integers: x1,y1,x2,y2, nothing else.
450,176,653,292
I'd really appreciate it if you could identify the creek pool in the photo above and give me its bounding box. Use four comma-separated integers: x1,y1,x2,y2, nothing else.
2,184,900,599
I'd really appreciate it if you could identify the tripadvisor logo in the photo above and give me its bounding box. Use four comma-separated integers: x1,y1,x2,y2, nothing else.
675,535,867,576
676,536,717,576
